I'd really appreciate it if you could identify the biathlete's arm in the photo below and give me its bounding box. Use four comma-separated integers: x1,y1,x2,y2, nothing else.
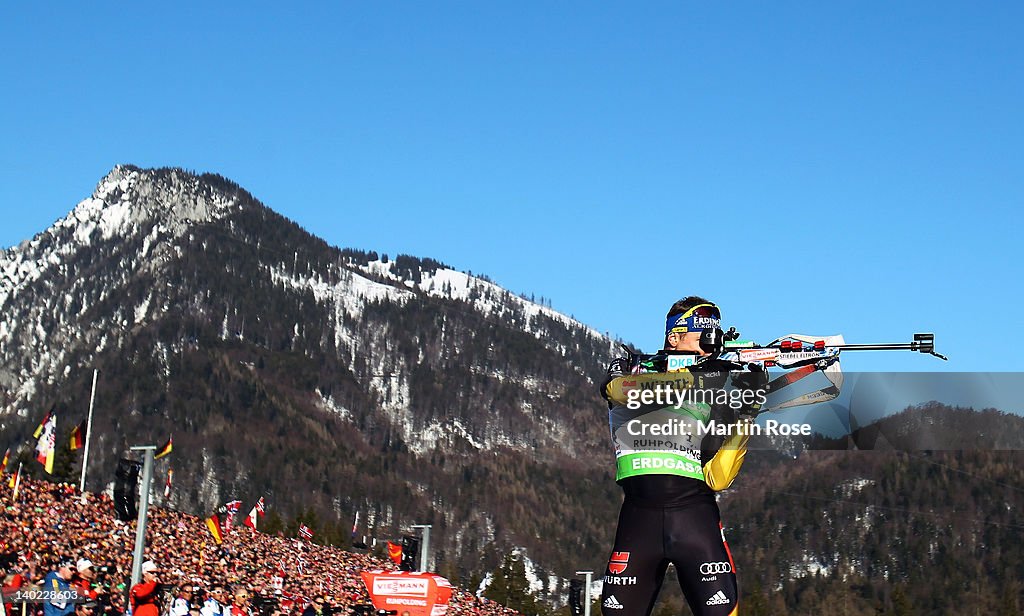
701,423,750,491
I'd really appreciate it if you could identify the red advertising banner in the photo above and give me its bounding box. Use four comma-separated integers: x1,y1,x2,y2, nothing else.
359,571,453,616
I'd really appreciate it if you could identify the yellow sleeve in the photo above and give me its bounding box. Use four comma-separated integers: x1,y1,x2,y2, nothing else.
604,371,695,405
702,426,750,491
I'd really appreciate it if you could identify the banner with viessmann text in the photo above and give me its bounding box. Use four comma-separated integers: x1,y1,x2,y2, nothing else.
360,571,452,616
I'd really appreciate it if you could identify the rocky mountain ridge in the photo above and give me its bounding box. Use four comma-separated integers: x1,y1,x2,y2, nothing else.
0,165,620,586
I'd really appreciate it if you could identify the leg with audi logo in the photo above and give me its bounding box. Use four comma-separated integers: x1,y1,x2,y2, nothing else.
666,502,738,616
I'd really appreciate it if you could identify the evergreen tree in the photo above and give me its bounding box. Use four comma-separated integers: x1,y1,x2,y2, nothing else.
484,552,543,616
263,510,285,535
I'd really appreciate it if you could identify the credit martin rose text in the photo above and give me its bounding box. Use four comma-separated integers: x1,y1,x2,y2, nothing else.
625,419,812,437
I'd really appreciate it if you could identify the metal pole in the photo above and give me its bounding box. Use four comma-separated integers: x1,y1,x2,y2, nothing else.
411,524,431,573
129,446,156,586
575,571,593,616
80,369,99,495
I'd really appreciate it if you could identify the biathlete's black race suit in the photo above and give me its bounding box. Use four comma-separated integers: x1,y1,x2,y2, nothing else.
600,358,755,616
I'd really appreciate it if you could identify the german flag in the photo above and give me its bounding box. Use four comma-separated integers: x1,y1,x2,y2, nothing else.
70,421,86,451
155,436,172,460
205,514,224,545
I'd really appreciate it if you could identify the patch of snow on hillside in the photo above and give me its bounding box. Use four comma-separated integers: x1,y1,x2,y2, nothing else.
267,264,413,320
357,260,612,346
134,293,153,324
789,553,833,580
410,418,485,455
838,478,876,498
315,389,354,422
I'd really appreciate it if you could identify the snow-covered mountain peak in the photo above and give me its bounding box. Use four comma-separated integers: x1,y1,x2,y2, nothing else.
76,165,241,238
1,166,244,310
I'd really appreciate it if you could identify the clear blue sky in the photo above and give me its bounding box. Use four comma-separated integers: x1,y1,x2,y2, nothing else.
2,3,1022,372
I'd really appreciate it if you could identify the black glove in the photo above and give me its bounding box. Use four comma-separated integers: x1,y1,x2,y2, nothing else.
729,366,769,419
599,346,638,403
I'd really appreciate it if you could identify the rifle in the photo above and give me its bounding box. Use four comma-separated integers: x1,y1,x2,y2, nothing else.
606,331,946,414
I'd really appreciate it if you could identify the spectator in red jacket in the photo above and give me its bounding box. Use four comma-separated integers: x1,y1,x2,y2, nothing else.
129,561,161,616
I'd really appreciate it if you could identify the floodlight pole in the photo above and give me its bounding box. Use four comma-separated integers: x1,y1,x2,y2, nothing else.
129,445,156,586
575,571,593,616
411,524,431,573
79,369,99,496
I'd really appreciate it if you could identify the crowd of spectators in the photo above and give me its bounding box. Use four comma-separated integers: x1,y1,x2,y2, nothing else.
1,477,522,616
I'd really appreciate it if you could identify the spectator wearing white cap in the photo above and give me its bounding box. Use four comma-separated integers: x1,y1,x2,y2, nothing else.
130,561,161,616
72,559,96,598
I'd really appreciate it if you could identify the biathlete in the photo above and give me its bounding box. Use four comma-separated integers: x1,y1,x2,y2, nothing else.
600,296,761,616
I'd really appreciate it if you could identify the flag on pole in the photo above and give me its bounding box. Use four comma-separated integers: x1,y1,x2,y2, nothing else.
243,505,258,530
1,448,9,473
387,541,402,565
70,421,87,451
243,496,266,530
10,463,23,501
35,412,57,474
224,500,242,530
298,524,313,540
205,514,224,545
33,408,53,438
155,436,173,460
164,468,173,498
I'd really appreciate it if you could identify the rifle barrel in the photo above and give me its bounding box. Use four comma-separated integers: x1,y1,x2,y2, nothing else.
726,333,946,360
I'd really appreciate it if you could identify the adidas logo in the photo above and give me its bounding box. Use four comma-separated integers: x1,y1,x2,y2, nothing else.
603,595,624,610
705,591,730,606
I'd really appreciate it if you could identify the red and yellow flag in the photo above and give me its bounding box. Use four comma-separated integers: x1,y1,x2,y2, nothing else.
387,541,403,565
205,514,224,545
33,408,53,438
155,436,173,460
35,412,57,474
9,463,22,499
70,421,86,451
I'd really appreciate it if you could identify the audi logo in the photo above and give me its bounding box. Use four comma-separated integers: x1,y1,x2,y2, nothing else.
699,562,732,575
